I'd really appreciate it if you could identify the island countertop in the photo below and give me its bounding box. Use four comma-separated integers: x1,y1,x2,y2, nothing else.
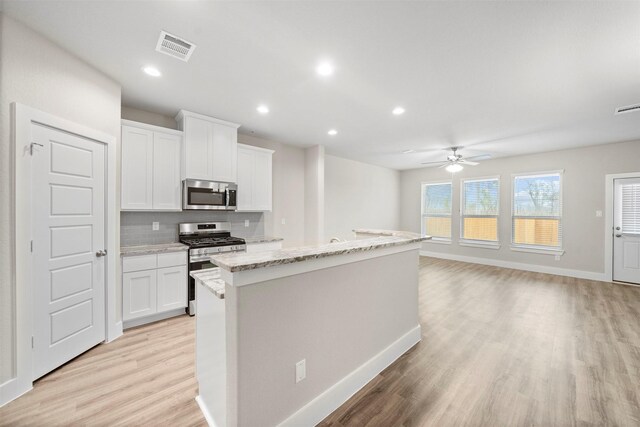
191,268,225,299
210,232,430,273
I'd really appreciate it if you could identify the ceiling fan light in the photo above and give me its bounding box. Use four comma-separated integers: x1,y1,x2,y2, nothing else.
445,163,464,173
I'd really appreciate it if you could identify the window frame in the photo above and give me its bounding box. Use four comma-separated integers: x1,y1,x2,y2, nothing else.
510,170,564,255
459,175,501,248
421,181,453,243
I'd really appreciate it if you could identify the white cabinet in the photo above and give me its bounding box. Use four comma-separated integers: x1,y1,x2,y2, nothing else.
122,251,187,326
176,110,240,183
237,144,274,211
121,120,182,211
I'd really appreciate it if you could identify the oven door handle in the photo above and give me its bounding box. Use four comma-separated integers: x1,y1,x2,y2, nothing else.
190,254,215,263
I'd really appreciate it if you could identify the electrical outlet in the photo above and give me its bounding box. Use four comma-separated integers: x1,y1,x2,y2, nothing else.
281,218,286,225
295,359,306,383
244,219,250,227
554,254,561,261
152,222,159,231
595,210,603,217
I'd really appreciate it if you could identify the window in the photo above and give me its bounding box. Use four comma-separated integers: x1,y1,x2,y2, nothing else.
512,172,562,251
421,182,452,240
461,178,499,245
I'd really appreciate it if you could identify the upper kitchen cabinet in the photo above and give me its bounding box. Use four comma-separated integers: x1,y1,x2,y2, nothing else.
237,144,274,211
175,110,240,183
121,120,182,211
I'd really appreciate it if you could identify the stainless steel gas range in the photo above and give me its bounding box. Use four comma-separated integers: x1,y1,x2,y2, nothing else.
178,222,246,315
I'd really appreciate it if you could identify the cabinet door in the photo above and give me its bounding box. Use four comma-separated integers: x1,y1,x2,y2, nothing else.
123,270,157,321
236,146,254,211
153,132,182,210
184,116,212,180
210,123,237,183
157,265,187,312
121,126,153,210
252,150,272,211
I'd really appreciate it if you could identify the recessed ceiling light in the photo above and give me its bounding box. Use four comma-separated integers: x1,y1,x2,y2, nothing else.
142,66,161,77
445,164,464,173
402,149,415,154
316,62,335,77
392,107,406,115
328,129,338,136
257,105,269,114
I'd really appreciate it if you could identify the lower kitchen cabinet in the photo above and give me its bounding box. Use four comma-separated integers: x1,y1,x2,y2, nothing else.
122,251,187,327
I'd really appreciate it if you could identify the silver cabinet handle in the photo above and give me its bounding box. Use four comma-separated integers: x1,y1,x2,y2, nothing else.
96,250,107,257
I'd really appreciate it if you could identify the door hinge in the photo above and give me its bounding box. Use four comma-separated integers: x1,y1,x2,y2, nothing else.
30,240,33,252
30,142,43,155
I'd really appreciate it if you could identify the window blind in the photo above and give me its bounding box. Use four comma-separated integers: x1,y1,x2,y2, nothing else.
422,183,452,239
622,183,640,234
512,173,562,248
461,178,499,242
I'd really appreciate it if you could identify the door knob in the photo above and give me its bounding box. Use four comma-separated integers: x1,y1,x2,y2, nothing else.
615,226,621,230
615,234,622,238
96,250,107,257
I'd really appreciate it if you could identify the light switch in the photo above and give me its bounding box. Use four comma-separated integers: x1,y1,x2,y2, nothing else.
244,219,250,227
152,222,159,231
281,218,286,225
295,359,306,383
595,210,603,217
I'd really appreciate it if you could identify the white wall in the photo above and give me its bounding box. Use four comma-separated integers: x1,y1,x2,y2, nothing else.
0,13,121,383
121,105,177,130
237,134,306,247
325,155,401,241
305,145,325,245
400,139,640,276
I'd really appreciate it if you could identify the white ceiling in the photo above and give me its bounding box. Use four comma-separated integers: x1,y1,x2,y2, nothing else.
3,1,640,170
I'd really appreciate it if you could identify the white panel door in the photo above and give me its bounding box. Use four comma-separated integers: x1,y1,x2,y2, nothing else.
153,132,182,210
614,178,640,284
211,123,237,183
121,125,153,210
31,123,106,380
252,150,272,211
157,265,187,312
123,270,157,321
236,146,253,210
184,116,211,180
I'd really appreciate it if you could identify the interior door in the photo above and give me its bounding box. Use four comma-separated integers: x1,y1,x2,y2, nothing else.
613,177,640,284
31,123,106,379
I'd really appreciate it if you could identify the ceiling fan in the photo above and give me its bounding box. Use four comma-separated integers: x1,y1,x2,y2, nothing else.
421,146,492,173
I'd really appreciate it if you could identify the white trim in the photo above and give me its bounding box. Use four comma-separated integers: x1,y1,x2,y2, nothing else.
175,109,241,129
277,325,421,427
420,250,606,282
107,321,123,342
195,395,219,427
123,309,187,330
120,119,183,136
424,238,452,245
604,172,640,282
237,142,275,155
510,245,564,256
459,240,500,250
12,103,118,405
0,378,31,408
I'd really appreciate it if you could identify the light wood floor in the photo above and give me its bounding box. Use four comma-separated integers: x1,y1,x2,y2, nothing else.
2,257,640,426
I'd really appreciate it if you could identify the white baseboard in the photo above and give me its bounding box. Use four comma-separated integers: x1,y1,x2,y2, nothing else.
196,395,219,427
420,250,608,282
278,325,422,427
0,377,31,408
123,308,186,330
107,321,123,343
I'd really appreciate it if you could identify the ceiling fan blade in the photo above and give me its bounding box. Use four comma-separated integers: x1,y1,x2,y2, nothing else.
459,160,479,166
438,163,451,168
465,154,492,161
420,160,448,166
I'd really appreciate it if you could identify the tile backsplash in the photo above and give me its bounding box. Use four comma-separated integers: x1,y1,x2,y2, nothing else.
121,211,265,247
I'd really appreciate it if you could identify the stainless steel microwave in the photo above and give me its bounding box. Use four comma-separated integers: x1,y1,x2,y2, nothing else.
182,179,237,210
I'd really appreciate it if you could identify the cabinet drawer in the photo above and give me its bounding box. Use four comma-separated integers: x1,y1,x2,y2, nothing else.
157,251,187,268
122,254,157,272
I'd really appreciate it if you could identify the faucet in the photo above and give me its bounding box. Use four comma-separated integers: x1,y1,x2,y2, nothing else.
330,237,342,243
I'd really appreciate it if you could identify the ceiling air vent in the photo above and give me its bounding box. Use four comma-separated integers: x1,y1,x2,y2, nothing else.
155,31,196,62
615,103,640,115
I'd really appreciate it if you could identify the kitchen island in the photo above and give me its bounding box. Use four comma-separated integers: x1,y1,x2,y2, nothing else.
194,231,430,427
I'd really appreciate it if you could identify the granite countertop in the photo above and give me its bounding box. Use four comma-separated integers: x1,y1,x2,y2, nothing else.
211,234,430,273
244,236,284,244
120,242,189,257
191,268,225,299
353,229,431,240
